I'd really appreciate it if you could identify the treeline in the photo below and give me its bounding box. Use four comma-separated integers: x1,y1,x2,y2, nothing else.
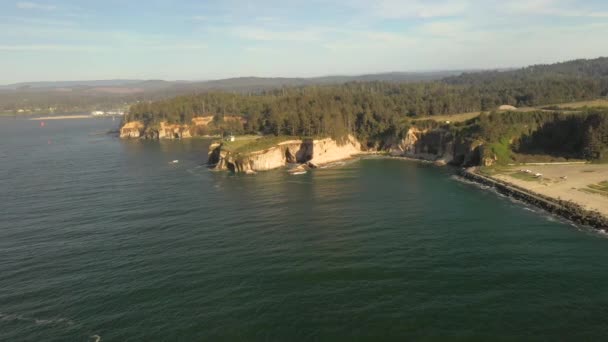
469,110,608,161
126,58,608,143
444,58,608,107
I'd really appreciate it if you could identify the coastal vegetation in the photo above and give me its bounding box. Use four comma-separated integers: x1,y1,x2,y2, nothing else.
472,109,608,163
221,135,294,154
583,181,608,198
123,57,608,164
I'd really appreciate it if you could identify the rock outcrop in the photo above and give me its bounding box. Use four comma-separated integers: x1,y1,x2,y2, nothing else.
388,127,482,166
120,115,234,139
119,121,145,138
157,122,193,139
498,104,518,111
208,135,362,173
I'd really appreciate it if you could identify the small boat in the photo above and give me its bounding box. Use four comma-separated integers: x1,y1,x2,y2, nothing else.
290,171,307,175
170,160,179,164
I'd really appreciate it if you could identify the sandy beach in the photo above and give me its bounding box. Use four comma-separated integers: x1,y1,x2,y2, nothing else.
491,164,608,217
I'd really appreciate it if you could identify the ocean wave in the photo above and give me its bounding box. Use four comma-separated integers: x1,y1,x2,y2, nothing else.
450,175,583,229
0,312,75,326
450,175,495,192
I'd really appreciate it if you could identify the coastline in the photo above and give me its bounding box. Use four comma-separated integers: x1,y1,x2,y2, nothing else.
29,115,94,120
459,167,608,230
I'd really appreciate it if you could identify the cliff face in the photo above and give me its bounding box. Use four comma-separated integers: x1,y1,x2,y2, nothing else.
157,122,193,139
208,135,361,173
119,116,216,139
388,127,482,166
119,121,145,138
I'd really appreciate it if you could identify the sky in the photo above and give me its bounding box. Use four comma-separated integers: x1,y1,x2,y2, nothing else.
1,0,608,84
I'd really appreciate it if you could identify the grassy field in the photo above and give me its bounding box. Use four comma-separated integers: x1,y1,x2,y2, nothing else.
547,99,608,109
580,181,608,198
413,111,481,123
415,99,608,123
588,181,608,194
221,135,299,154
509,171,543,182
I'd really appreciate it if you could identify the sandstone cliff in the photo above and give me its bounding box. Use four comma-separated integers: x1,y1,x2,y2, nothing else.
208,135,361,173
119,121,145,138
120,115,230,139
388,127,483,166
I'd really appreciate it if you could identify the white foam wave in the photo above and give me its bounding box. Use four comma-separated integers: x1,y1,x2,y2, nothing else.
450,175,586,230
450,175,494,192
91,334,102,342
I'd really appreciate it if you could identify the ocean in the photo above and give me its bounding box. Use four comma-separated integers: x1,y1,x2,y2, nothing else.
1,117,608,341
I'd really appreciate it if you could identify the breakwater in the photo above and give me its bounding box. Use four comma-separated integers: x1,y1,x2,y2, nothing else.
460,168,608,230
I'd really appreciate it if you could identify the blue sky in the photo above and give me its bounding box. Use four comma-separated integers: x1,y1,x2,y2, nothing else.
2,0,608,84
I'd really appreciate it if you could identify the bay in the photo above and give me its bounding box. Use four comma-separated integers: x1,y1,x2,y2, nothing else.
1,117,607,341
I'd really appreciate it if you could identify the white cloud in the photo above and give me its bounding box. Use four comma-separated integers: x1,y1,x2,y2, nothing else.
0,44,96,51
503,0,608,17
361,0,468,19
232,26,324,42
16,1,56,11
0,16,75,27
504,0,555,14
420,21,467,37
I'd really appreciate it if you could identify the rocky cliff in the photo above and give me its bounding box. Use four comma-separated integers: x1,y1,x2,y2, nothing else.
119,121,145,138
388,127,483,166
208,135,362,173
120,115,221,139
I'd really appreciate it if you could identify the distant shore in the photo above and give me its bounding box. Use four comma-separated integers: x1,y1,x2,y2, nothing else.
29,115,94,120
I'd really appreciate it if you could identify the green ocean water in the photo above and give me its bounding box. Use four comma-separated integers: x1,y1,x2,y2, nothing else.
1,117,608,341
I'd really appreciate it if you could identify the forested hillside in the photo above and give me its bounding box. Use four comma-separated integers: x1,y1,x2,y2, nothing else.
125,58,608,140
471,110,608,162
0,71,459,115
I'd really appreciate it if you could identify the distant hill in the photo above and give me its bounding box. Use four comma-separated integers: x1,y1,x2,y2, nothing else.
444,57,608,85
0,71,469,113
3,57,608,115
0,70,465,92
0,79,146,90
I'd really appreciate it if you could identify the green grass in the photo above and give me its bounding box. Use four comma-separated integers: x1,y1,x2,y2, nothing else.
478,165,512,176
509,172,543,182
222,136,300,154
550,99,608,109
487,138,513,165
589,181,608,192
580,181,608,198
580,188,608,198
412,99,608,123
413,111,482,123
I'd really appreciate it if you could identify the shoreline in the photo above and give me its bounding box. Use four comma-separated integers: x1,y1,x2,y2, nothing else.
29,115,94,120
459,167,608,230
210,137,607,230
369,154,608,230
